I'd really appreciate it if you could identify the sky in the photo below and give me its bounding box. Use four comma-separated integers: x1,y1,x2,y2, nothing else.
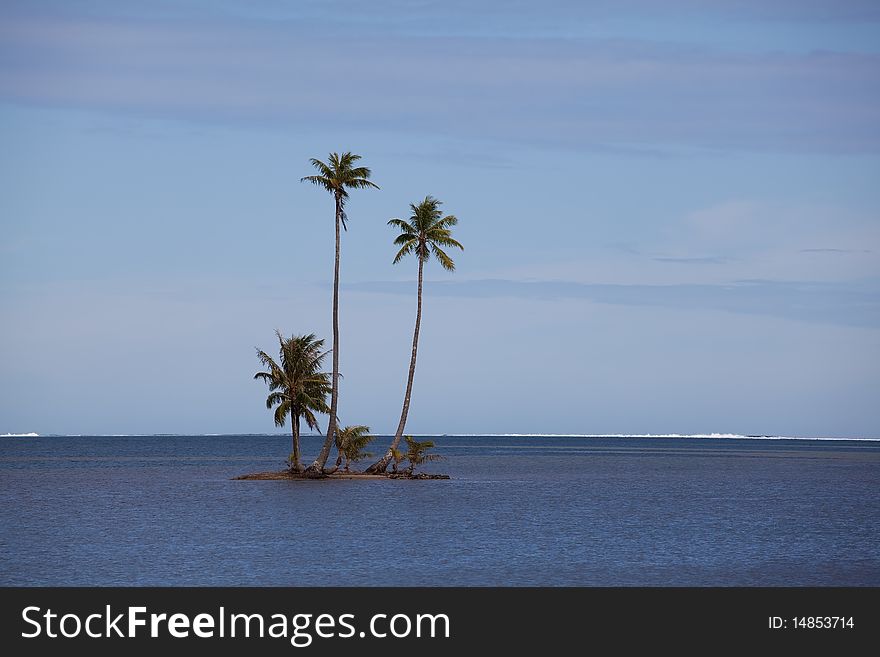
1,1,878,437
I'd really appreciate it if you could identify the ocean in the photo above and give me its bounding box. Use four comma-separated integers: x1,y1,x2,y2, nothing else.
1,434,878,586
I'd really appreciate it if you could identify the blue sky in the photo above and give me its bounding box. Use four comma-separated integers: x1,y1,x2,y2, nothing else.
1,1,878,437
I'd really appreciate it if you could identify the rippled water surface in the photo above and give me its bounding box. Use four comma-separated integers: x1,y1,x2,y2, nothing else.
1,435,878,585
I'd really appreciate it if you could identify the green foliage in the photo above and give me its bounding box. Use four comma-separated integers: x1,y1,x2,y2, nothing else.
390,447,405,473
301,152,379,229
254,331,331,471
254,331,331,430
403,436,443,474
334,425,375,471
388,195,463,269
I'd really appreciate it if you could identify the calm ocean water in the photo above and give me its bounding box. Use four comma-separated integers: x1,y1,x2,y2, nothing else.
1,434,878,586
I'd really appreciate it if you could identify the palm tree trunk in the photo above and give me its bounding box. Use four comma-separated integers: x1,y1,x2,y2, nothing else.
307,191,342,474
366,257,424,473
324,436,340,475
291,414,302,473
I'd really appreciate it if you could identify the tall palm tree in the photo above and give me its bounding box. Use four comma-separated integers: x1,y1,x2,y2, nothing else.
302,152,379,474
365,196,462,473
254,331,331,473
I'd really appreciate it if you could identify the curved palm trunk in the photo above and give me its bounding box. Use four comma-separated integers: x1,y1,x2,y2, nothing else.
307,192,342,474
324,438,341,475
290,414,303,473
366,257,423,473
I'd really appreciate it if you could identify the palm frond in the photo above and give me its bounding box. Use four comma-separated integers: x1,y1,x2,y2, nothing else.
253,370,273,384
255,349,286,389
273,399,290,427
430,244,456,271
308,394,331,416
393,241,417,264
301,408,321,432
307,157,333,177
428,233,464,251
254,348,281,373
346,177,380,190
300,175,333,192
388,217,416,233
265,391,287,409
435,214,458,229
331,152,359,168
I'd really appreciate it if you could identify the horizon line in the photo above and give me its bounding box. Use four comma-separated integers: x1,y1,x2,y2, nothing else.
4,432,878,441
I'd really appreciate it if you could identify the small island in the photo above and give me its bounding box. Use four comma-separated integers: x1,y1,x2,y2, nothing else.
234,434,449,481
236,152,459,482
233,471,450,481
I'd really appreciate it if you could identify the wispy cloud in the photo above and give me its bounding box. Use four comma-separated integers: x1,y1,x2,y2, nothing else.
1,12,878,153
346,278,880,328
15,1,876,32
646,200,880,282
652,256,729,265
800,248,873,254
237,0,880,27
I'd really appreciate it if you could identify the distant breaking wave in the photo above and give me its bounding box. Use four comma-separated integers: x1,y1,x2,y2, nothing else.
1,433,39,437
431,433,880,441
445,432,749,438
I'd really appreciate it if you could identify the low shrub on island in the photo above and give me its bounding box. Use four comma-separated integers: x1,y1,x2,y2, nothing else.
333,425,375,473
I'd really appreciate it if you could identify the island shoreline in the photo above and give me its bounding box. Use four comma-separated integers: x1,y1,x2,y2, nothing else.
232,470,450,481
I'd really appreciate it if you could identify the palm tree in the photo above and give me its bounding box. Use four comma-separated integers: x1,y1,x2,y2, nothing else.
365,196,463,473
390,447,405,474
333,425,375,472
403,436,442,475
302,152,379,474
254,331,331,473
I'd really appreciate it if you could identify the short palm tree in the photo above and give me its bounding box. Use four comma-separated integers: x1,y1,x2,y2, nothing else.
390,447,405,474
302,152,379,474
366,196,462,473
403,436,442,475
333,425,375,473
254,331,331,473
